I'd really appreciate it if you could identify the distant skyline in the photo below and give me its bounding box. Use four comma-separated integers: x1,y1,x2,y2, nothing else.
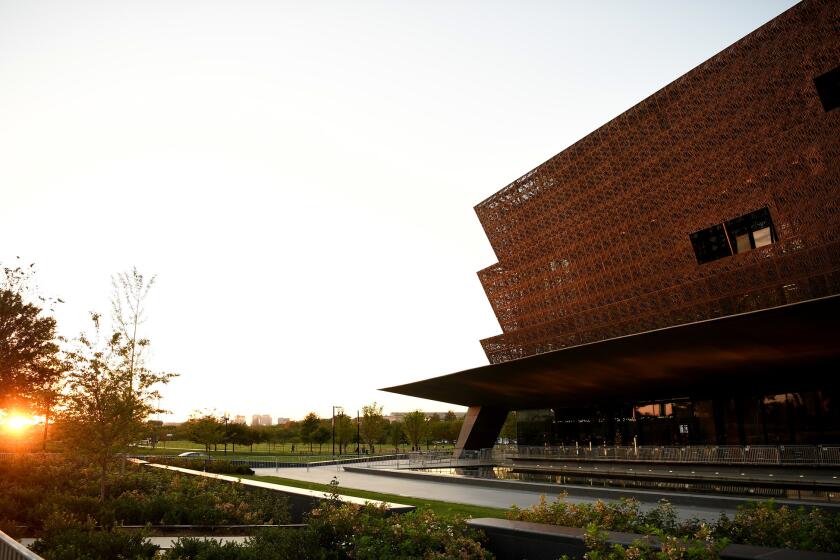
0,0,797,421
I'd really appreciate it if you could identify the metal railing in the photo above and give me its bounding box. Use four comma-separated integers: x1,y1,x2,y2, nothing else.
127,453,410,469
509,445,840,466
0,530,43,560
355,449,499,470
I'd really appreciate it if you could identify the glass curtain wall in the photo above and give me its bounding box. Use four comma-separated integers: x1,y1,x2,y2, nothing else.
515,390,840,447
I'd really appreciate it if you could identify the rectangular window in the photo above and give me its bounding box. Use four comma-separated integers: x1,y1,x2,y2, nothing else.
724,207,776,254
814,65,840,112
689,223,732,264
690,207,777,264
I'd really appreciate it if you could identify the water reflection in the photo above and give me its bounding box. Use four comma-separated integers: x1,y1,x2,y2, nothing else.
416,466,836,502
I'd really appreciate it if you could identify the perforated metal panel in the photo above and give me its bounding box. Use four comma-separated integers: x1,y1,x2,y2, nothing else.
475,0,840,364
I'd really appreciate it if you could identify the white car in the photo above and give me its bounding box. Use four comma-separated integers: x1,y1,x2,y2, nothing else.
177,451,209,458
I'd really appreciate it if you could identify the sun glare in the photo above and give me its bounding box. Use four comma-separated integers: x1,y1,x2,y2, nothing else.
1,413,37,433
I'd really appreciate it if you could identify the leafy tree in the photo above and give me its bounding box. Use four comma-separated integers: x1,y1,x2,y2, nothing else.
0,262,61,410
360,402,387,454
402,410,427,451
500,411,517,444
443,413,463,445
425,413,441,449
60,269,174,500
29,354,70,451
226,422,249,453
184,414,223,452
335,413,354,454
145,419,164,449
388,420,404,452
300,412,320,453
312,425,331,453
62,312,175,500
268,424,291,452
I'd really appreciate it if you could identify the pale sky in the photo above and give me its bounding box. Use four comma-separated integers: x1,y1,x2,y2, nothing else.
1,0,797,422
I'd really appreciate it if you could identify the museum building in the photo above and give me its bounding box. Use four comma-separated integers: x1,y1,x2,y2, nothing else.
384,0,840,451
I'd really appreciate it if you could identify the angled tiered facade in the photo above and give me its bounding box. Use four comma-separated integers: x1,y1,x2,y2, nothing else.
385,0,840,451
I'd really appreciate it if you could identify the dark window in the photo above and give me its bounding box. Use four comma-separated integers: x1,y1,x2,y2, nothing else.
689,224,731,264
724,207,776,254
814,65,840,112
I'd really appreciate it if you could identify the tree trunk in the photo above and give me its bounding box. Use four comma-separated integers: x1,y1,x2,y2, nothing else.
99,458,108,502
41,409,50,452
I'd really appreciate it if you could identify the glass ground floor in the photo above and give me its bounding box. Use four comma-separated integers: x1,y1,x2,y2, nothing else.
516,389,840,447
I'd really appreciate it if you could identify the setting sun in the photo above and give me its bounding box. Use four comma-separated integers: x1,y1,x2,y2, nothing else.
1,413,37,433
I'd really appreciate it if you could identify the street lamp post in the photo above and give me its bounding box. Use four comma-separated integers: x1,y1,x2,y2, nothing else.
331,405,343,457
222,413,229,455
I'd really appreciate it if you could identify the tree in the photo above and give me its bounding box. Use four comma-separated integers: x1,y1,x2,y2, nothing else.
184,414,223,452
0,262,61,410
500,411,517,444
360,402,387,454
335,413,354,454
425,413,441,449
300,412,320,453
62,312,175,500
388,421,404,452
60,269,175,500
226,422,248,453
111,268,155,391
29,353,70,451
313,425,331,453
402,410,427,451
442,412,463,445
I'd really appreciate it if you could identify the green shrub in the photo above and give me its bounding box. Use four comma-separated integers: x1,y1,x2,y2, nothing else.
0,456,288,535
165,537,254,560
712,500,840,552
163,529,318,560
30,515,158,560
163,484,491,560
507,494,680,535
577,524,722,560
302,485,491,560
508,494,840,554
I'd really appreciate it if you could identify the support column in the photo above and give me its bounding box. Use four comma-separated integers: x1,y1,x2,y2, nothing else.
454,405,509,458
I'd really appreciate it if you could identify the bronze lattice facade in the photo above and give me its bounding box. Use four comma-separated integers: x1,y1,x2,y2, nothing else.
384,0,840,449
476,0,840,365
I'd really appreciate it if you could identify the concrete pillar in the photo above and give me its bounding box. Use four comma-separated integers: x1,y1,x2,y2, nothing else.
454,405,509,457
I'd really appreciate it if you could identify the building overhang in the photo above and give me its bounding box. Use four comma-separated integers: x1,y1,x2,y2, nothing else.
382,295,840,410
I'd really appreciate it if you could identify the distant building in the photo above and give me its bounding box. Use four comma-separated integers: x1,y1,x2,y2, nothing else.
276,417,290,425
233,415,247,425
251,414,273,426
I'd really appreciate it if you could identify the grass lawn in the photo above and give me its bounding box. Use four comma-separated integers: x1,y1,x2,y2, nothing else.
244,474,508,521
131,440,454,460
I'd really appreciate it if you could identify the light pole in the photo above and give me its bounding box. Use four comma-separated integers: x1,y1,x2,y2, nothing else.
331,405,343,456
222,413,229,455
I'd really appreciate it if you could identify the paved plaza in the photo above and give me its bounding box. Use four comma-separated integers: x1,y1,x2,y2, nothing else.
254,465,748,522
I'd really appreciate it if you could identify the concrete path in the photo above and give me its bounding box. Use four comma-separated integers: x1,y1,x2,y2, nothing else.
252,465,738,522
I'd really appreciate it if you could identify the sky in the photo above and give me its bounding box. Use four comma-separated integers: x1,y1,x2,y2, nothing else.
0,0,798,422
